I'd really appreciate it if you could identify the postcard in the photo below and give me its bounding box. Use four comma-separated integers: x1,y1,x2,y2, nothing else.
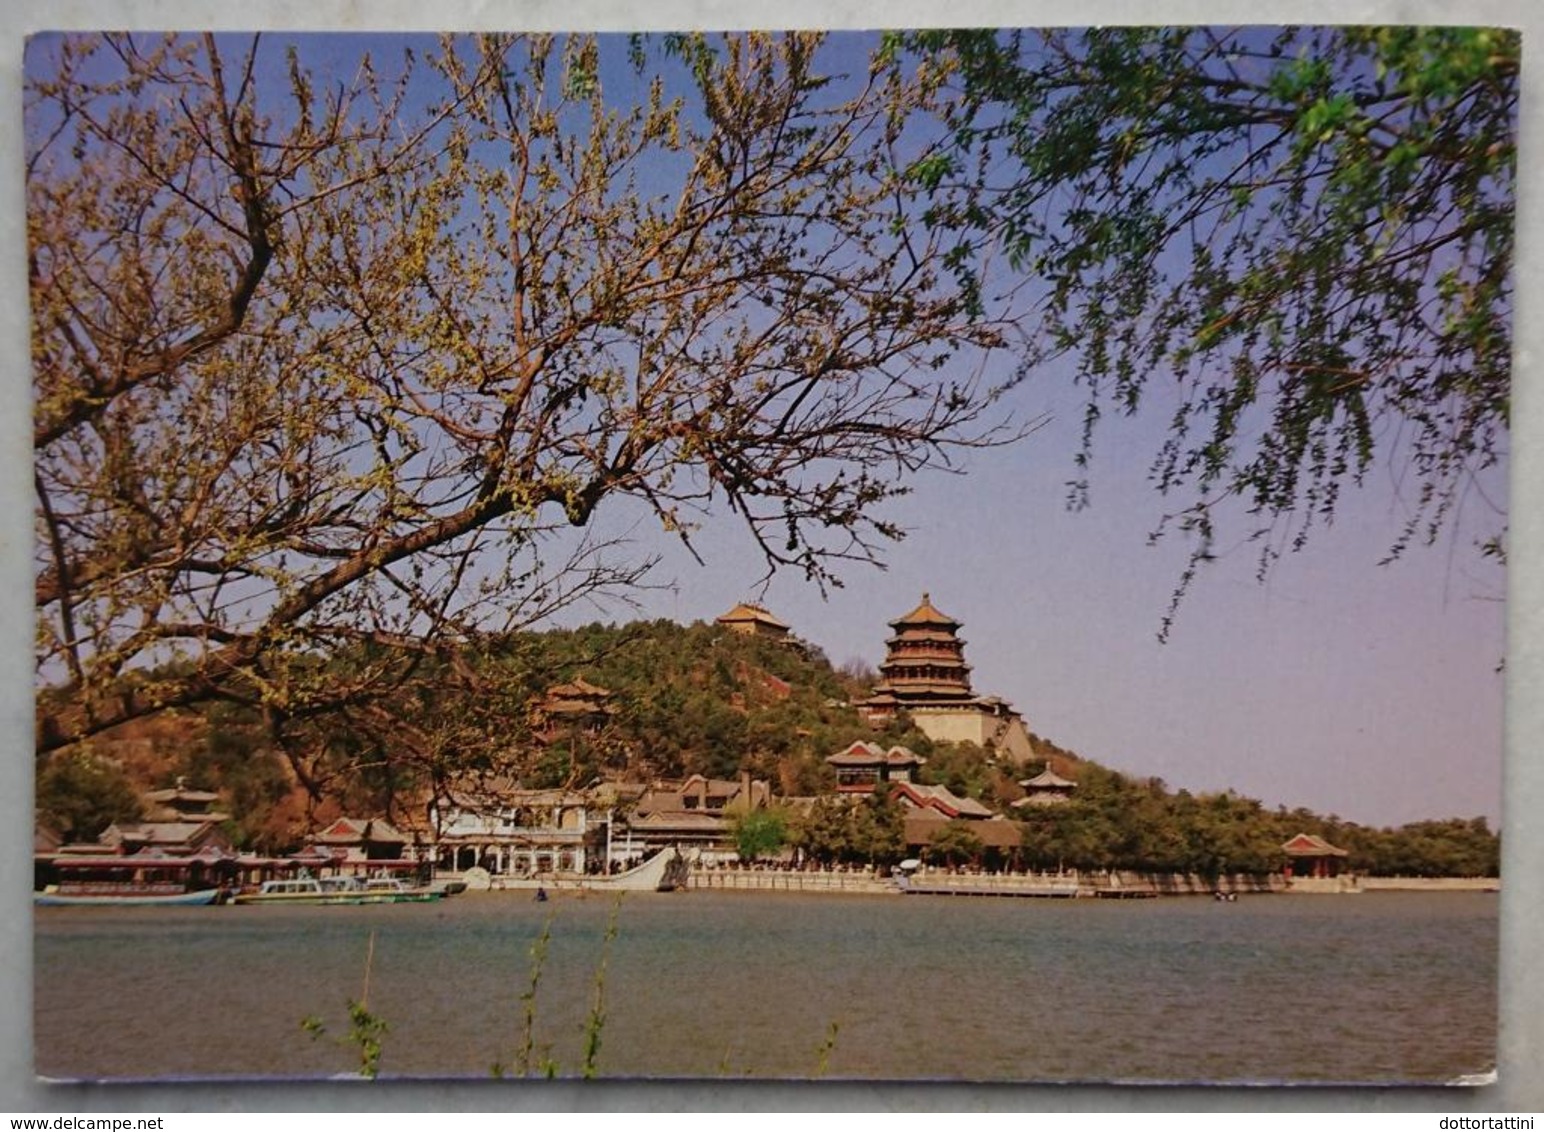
26,24,1510,1089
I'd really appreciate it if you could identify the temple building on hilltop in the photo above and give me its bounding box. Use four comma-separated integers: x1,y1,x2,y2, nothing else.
531,676,615,742
715,601,792,641
857,592,1035,764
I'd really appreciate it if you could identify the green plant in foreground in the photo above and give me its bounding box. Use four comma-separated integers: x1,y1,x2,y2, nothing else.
813,1019,840,1078
581,897,623,1079
492,911,555,1078
717,1016,842,1078
302,930,390,1079
490,897,620,1080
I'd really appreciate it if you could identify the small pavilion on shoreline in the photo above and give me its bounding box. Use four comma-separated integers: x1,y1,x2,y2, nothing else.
1282,832,1350,878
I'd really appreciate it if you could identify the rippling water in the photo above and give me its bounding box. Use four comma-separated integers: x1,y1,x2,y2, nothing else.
34,890,1497,1083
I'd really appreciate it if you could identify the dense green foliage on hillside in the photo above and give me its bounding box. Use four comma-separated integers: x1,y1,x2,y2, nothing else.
36,617,1499,876
513,619,878,788
37,619,904,846
35,752,143,842
1013,762,1500,876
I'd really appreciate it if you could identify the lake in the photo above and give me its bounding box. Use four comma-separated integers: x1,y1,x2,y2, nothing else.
33,890,1497,1084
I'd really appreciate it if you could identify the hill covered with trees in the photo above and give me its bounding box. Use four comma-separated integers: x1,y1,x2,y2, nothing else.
36,616,1499,876
38,618,893,847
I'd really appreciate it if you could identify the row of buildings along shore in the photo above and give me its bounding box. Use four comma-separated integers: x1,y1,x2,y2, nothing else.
35,593,1355,891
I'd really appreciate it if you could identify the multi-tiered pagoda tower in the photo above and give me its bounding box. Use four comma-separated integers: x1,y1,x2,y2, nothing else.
867,593,974,706
858,593,1035,764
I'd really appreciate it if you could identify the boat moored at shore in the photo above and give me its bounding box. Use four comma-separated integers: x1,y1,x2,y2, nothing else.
35,886,224,907
34,850,231,907
466,847,692,894
232,873,447,905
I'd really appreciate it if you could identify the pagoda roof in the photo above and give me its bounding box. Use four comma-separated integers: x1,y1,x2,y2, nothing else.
889,592,961,630
313,817,408,845
886,628,966,644
546,676,612,699
1020,765,1077,790
881,655,970,669
886,654,967,668
975,815,1027,848
142,779,230,822
902,810,952,846
826,741,926,768
869,683,976,702
631,775,770,817
144,782,222,805
716,602,790,630
890,781,995,820
629,811,730,833
1282,832,1349,857
102,820,226,847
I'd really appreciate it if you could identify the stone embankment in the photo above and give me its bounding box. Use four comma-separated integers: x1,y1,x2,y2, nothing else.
1089,871,1285,897
687,864,1288,898
690,865,895,895
1357,875,1499,892
1283,874,1499,894
459,863,1500,897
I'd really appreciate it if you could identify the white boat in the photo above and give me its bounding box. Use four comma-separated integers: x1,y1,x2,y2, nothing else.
488,847,693,894
232,874,444,905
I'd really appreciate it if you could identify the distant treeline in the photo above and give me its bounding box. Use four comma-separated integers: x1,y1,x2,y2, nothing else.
1006,762,1498,877
36,618,1499,876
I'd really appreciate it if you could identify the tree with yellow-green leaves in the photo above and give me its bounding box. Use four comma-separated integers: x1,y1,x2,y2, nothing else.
31,32,1023,770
